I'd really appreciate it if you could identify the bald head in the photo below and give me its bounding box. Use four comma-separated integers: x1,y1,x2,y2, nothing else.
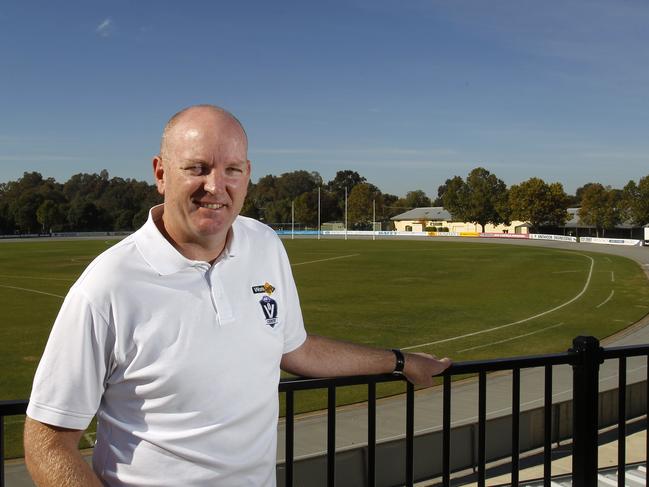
160,104,248,159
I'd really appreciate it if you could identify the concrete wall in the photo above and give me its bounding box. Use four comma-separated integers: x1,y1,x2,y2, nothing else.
276,380,647,487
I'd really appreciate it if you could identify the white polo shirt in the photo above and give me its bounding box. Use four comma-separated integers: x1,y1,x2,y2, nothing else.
27,205,307,486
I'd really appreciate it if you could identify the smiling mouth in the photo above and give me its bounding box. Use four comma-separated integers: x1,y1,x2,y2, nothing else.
197,202,227,210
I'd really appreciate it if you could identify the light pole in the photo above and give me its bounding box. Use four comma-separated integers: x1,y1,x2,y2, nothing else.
344,187,348,241
372,199,376,241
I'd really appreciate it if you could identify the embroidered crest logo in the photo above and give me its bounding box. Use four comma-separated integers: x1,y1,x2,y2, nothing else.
259,296,278,327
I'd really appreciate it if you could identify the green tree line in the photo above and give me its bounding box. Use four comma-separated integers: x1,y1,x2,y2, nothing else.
1,167,648,235
0,170,161,234
439,168,649,236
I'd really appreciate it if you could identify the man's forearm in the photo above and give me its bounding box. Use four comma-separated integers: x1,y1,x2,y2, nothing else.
24,417,103,487
281,335,451,386
282,335,395,377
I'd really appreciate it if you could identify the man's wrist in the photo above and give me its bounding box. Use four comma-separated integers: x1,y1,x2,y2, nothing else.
391,349,405,375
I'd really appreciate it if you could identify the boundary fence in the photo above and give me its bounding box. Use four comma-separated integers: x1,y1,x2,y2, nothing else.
275,230,646,247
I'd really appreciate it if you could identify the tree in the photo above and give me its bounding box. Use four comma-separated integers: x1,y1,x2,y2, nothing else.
327,170,367,218
244,171,322,225
63,172,109,202
37,200,66,233
578,184,621,237
67,200,109,231
381,193,401,219
14,191,44,233
275,170,320,200
403,190,431,208
622,175,649,226
508,178,569,232
441,168,508,232
0,183,13,233
293,188,338,227
393,190,432,213
347,183,383,229
327,170,366,198
438,176,465,213
293,191,318,227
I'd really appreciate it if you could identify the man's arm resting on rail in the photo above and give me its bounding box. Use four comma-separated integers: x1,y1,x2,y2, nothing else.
24,417,103,487
280,334,451,387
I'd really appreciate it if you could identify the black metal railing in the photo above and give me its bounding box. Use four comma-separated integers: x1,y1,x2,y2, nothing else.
0,399,27,487
2,336,649,487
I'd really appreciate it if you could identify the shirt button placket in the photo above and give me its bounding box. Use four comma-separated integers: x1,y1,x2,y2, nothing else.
197,263,220,323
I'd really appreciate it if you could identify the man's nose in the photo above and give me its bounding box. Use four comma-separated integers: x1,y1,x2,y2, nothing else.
203,170,226,194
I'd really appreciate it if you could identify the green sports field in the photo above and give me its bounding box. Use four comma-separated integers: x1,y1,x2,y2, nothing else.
1,237,649,457
285,239,649,357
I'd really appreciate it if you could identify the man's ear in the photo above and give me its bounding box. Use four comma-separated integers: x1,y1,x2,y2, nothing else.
153,156,165,195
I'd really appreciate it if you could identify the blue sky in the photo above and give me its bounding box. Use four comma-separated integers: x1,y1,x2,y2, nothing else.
1,0,647,196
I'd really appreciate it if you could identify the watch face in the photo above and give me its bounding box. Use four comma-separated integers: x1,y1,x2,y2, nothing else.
392,349,405,373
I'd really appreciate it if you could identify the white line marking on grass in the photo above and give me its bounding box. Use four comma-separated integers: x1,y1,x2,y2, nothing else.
457,323,564,353
84,433,96,446
596,290,615,309
0,284,64,299
0,274,73,281
611,271,615,283
605,257,612,263
291,254,360,266
403,253,595,350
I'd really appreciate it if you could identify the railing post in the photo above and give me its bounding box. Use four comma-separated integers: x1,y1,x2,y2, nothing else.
1,415,4,487
570,335,603,487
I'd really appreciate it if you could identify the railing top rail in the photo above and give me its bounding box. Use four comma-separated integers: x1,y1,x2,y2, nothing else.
602,343,649,359
0,400,28,416
445,350,576,374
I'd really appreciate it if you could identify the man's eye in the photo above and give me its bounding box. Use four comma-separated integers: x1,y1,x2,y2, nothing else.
184,166,205,175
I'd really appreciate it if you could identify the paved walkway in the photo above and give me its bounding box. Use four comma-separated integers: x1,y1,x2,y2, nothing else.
4,240,648,486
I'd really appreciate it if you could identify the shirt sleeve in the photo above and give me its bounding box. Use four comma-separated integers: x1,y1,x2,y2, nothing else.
277,240,307,354
27,287,114,430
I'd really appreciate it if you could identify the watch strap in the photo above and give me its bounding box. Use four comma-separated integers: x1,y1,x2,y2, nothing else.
391,348,405,375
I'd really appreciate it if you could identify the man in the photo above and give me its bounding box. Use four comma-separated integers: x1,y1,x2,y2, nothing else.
24,104,451,486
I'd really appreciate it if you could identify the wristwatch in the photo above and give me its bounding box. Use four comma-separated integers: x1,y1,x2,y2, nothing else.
391,348,405,375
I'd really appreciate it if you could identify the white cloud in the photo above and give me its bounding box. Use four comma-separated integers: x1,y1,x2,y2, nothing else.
96,18,113,37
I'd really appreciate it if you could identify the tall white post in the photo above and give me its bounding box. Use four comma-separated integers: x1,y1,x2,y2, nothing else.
318,186,321,241
344,187,348,241
373,199,376,241
291,200,294,240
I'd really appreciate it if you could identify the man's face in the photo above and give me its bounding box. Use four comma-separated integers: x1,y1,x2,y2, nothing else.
153,110,250,248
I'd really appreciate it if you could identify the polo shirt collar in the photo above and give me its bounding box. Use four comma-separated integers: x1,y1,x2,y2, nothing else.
135,205,244,275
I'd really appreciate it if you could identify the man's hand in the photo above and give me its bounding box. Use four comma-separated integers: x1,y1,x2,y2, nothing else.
402,352,452,387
